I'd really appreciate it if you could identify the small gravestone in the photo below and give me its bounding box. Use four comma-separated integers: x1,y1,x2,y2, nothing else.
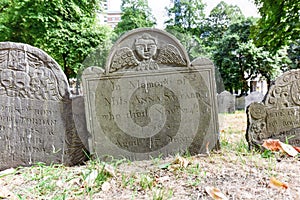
245,91,264,109
235,95,245,110
217,91,235,113
247,69,300,149
0,42,86,170
82,28,219,160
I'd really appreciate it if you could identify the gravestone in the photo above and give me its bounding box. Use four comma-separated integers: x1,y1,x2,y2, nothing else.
245,91,264,109
0,42,86,170
235,95,245,110
217,91,235,113
82,28,219,160
247,69,300,149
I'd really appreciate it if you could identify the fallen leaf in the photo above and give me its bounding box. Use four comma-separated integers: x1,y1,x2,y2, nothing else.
262,139,282,151
205,186,228,200
279,142,298,157
168,156,190,171
270,177,288,190
262,139,299,157
293,146,300,153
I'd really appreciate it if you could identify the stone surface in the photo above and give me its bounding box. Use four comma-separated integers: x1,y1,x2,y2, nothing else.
245,91,264,109
217,91,235,113
235,95,245,110
82,28,219,160
247,69,300,149
0,42,86,170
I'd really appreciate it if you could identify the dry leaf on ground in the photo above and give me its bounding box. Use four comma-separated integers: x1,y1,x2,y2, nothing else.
205,186,228,200
262,139,299,157
270,177,288,190
168,156,190,171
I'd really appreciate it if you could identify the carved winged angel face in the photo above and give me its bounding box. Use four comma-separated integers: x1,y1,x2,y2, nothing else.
134,33,157,61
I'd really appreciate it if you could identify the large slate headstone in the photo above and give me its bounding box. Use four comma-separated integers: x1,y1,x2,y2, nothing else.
247,69,300,149
82,28,219,160
0,42,86,170
217,91,235,113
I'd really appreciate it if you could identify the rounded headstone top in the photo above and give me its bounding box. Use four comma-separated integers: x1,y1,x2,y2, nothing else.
105,28,190,74
0,42,70,100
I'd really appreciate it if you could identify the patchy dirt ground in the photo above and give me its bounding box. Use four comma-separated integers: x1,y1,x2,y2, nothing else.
0,111,300,200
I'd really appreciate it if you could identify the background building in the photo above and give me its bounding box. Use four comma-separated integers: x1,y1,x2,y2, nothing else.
98,0,122,28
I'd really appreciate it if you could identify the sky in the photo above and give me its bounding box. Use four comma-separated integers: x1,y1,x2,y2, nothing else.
110,0,260,28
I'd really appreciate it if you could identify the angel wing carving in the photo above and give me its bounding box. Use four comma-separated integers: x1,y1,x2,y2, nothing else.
109,47,139,73
156,44,187,67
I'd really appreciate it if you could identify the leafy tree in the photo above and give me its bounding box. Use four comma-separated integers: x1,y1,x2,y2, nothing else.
114,0,156,35
164,0,208,59
0,0,112,79
165,0,205,35
203,1,244,47
212,18,289,94
287,39,300,69
252,0,300,52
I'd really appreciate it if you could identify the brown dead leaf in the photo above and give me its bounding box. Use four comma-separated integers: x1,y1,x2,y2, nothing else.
270,177,288,190
293,146,300,153
262,139,299,157
205,186,228,200
262,139,282,151
173,156,190,168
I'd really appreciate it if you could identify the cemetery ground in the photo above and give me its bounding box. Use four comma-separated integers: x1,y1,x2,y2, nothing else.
0,111,299,200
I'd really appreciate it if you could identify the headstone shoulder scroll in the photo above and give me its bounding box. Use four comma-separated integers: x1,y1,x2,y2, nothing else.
246,69,300,149
82,28,219,161
0,42,86,170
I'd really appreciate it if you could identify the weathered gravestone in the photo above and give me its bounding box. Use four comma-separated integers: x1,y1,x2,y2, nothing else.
82,28,219,160
245,91,264,109
235,95,245,110
247,69,300,149
217,91,235,113
0,42,86,170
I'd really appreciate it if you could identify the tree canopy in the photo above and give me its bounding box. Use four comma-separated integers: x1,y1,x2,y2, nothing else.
114,0,156,35
0,0,112,79
252,0,300,52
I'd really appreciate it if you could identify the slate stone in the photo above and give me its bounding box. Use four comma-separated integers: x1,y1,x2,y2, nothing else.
247,69,300,149
0,42,86,170
217,91,235,113
235,95,245,110
82,28,219,160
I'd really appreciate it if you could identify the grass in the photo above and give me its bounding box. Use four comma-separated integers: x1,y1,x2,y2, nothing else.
0,111,298,199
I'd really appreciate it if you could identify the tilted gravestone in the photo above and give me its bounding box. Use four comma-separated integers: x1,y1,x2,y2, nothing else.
82,28,219,160
247,69,300,149
0,42,86,170
217,91,235,113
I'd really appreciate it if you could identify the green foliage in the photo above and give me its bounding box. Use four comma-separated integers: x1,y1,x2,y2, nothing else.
114,0,156,36
165,0,205,34
201,1,245,51
212,18,290,93
0,0,112,79
287,39,300,69
252,0,300,52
